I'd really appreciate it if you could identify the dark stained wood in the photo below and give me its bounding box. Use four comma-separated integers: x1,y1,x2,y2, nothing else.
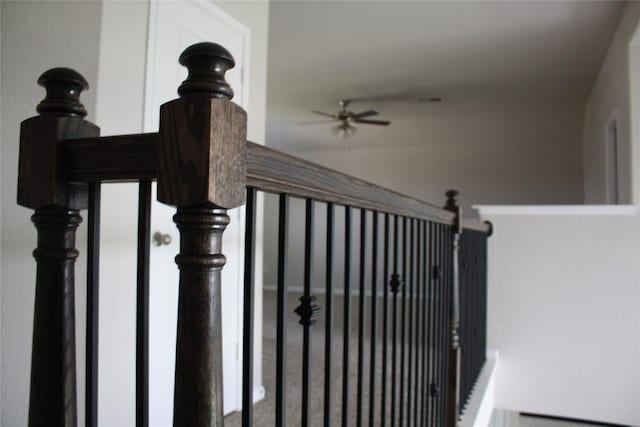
246,142,454,224
62,133,157,182
29,207,82,427
444,191,462,426
18,115,99,209
167,42,247,427
172,205,229,427
20,68,99,427
462,218,491,234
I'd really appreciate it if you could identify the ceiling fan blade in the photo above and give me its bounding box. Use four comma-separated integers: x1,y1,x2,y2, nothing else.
354,118,391,126
351,110,379,119
311,110,336,119
298,119,338,125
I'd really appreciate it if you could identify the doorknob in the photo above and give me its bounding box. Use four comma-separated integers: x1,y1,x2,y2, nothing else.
152,231,172,246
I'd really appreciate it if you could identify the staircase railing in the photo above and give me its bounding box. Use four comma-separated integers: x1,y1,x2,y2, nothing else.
17,42,491,427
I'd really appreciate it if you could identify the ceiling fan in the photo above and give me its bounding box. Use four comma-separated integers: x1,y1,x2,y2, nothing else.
302,99,391,138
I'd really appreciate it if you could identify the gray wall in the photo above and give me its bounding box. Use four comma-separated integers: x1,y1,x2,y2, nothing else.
1,2,103,426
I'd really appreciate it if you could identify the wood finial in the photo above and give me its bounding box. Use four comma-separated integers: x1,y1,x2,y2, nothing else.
444,189,459,212
36,68,89,117
177,42,235,100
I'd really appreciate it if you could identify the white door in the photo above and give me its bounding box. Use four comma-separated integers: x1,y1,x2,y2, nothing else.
144,1,250,423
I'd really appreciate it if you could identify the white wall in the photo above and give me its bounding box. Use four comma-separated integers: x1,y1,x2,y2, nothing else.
291,101,585,213
477,206,640,426
0,2,103,426
583,2,640,204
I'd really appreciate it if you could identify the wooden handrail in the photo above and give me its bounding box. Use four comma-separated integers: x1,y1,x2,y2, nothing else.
62,134,455,225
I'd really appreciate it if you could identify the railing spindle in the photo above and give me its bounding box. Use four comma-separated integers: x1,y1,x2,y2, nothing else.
406,218,415,425
390,215,400,427
86,182,101,427
242,187,257,427
368,211,379,427
342,206,353,427
356,209,367,426
295,199,319,427
413,219,422,425
136,180,152,427
399,217,408,424
324,202,335,427
276,194,289,427
380,213,390,426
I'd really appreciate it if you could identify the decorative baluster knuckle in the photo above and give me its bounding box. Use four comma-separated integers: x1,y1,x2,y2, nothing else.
431,265,441,281
173,206,229,270
389,273,403,293
178,42,235,100
36,68,89,117
158,42,247,208
295,295,321,326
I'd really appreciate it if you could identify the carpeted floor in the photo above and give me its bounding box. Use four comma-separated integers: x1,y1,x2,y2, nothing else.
225,289,438,426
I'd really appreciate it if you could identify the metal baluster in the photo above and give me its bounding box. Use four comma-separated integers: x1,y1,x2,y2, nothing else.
242,188,257,427
342,206,353,427
324,202,335,427
413,220,422,426
136,180,152,427
86,182,101,427
399,217,408,423
380,213,390,426
295,199,319,427
390,216,400,427
406,218,415,425
357,209,368,426
368,212,379,427
420,221,429,427
276,194,289,427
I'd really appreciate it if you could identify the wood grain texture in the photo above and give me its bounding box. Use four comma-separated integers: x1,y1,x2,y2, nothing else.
18,115,99,209
62,133,157,182
157,97,246,208
246,142,454,225
28,207,82,427
172,205,228,427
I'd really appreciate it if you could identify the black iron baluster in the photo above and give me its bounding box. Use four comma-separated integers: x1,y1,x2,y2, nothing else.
368,212,379,427
429,222,440,427
86,182,101,427
276,194,289,427
136,180,151,427
324,202,335,427
357,209,367,426
242,188,257,427
342,206,353,427
390,216,401,427
399,217,408,424
406,218,415,426
420,221,429,427
413,220,422,426
380,213,390,427
295,198,319,427
442,225,452,425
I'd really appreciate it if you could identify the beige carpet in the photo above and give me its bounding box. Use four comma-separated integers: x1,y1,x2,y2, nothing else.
225,290,440,426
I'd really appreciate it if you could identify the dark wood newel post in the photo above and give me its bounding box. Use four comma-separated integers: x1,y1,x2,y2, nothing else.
18,68,100,426
157,42,247,427
444,190,462,427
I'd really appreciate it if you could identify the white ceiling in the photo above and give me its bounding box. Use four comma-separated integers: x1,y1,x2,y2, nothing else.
266,1,623,151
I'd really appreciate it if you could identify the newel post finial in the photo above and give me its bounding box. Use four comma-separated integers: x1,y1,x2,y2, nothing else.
177,42,235,100
444,189,459,212
36,67,89,117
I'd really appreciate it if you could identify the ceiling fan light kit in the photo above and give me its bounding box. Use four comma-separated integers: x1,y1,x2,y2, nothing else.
303,99,391,138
